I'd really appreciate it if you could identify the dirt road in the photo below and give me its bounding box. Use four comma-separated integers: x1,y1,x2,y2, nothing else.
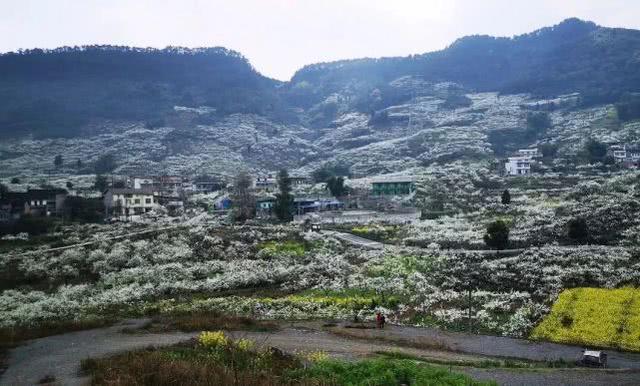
2,320,640,386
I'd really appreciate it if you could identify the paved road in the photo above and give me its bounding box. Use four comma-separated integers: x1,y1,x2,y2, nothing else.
332,324,640,369
3,320,640,386
325,230,384,249
326,230,617,257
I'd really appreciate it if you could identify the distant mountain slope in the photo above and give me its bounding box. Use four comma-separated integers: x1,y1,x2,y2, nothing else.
288,18,640,110
1,17,640,176
0,46,284,138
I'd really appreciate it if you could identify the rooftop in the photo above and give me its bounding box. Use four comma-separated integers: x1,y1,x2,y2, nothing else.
107,188,155,195
371,176,416,184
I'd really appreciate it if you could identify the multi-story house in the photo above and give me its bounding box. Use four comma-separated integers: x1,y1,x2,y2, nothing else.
371,176,416,196
0,189,68,220
505,156,532,176
255,175,277,192
193,176,224,193
103,188,157,220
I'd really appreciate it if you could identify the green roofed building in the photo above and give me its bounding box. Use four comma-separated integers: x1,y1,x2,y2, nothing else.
371,176,416,196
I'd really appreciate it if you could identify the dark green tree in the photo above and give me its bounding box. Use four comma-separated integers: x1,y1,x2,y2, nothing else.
326,176,348,197
567,217,589,243
66,181,74,189
585,139,607,162
539,143,559,158
113,180,126,188
274,169,294,222
76,159,83,169
312,163,351,183
501,189,511,205
483,220,510,250
54,154,63,169
526,111,551,131
231,171,256,222
10,177,20,184
64,196,104,223
94,174,108,193
94,153,117,174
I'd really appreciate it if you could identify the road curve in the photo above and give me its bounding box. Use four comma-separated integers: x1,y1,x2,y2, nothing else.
3,320,640,386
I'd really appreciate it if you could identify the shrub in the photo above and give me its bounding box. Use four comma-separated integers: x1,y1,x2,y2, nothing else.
567,217,589,243
259,240,306,256
236,338,254,351
198,331,228,348
305,350,329,363
483,220,509,250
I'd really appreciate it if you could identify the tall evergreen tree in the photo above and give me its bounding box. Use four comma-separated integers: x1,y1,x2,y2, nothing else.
274,169,294,222
231,171,256,222
94,174,108,193
54,154,63,169
501,189,511,205
326,176,347,197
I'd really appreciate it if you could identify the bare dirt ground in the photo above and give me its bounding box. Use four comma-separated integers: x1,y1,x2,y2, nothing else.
2,319,640,386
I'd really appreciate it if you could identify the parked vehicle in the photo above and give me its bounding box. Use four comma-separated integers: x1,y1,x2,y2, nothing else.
577,350,607,368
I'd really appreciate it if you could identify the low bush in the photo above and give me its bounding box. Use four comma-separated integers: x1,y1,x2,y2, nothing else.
259,240,306,256
81,338,493,386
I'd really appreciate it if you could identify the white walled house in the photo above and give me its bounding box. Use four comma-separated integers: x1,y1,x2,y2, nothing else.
104,188,157,220
132,177,155,189
505,156,532,176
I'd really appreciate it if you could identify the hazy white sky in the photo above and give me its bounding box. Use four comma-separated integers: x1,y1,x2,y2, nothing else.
1,0,638,80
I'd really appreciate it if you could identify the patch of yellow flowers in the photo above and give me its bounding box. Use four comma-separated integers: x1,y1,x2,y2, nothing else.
199,331,228,348
199,331,256,351
306,350,329,362
531,287,640,351
236,338,254,351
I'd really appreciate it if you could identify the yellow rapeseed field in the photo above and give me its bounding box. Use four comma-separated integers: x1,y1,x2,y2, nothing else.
531,287,640,351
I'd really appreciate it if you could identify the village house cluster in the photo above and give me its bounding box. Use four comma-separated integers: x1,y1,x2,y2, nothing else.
609,144,640,168
0,188,68,222
1,170,420,224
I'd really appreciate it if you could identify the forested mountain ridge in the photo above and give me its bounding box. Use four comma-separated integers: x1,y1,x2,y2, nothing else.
0,46,284,138
288,18,640,113
2,18,640,179
2,18,640,140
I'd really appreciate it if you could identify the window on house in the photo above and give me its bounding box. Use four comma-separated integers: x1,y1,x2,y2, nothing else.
134,199,141,204
145,198,151,204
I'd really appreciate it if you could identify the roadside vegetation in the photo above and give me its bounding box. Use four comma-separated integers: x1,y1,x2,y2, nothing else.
81,331,493,386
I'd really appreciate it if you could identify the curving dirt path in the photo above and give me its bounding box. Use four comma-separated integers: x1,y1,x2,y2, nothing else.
2,320,640,386
0,319,197,386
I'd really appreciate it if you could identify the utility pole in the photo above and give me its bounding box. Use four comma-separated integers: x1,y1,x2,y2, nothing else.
467,286,472,332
